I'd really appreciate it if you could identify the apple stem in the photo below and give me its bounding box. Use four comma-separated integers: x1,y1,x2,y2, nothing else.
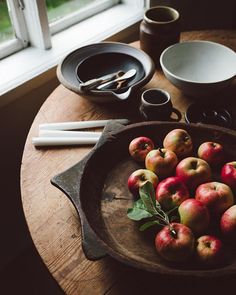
158,148,165,158
184,136,189,142
169,226,177,238
153,210,170,227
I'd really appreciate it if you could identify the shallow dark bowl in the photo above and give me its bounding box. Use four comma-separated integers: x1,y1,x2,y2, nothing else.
57,42,155,103
75,52,144,92
185,103,233,129
52,121,236,278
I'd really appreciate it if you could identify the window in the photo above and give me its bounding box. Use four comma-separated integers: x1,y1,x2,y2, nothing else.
0,0,145,99
0,0,14,43
0,0,126,60
0,0,28,59
46,0,119,35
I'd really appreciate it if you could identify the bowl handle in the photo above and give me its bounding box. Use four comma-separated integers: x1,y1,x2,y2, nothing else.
51,154,107,260
51,120,127,260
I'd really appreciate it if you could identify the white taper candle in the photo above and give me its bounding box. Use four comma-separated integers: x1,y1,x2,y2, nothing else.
39,130,102,138
39,119,129,131
32,137,98,147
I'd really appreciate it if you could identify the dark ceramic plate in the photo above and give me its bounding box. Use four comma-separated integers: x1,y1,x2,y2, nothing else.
75,52,145,92
185,103,233,129
56,42,155,103
51,121,236,278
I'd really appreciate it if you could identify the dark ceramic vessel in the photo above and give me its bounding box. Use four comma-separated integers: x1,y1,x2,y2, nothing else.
185,103,233,129
57,42,155,103
140,6,180,66
140,88,181,121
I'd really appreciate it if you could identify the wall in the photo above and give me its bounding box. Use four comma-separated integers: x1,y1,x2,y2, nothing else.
150,0,236,30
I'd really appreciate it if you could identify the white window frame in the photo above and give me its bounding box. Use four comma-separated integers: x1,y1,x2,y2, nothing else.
49,0,120,35
0,0,146,106
0,0,125,59
0,0,28,59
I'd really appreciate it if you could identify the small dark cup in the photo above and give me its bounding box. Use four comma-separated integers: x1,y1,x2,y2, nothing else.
140,88,181,121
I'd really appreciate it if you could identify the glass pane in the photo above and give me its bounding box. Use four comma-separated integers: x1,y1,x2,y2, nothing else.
46,0,97,23
0,0,15,44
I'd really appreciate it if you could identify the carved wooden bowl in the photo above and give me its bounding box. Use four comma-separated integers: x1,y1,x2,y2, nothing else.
52,121,236,278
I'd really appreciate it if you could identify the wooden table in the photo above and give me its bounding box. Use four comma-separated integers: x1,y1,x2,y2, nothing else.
21,30,236,295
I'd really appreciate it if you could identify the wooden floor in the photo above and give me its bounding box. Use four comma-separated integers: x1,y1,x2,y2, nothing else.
0,172,64,294
0,244,64,295
0,108,64,294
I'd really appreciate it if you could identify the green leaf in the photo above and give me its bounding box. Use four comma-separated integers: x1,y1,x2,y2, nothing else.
155,200,162,210
127,207,152,221
133,198,147,210
139,220,160,232
127,181,171,226
127,198,153,220
139,181,157,215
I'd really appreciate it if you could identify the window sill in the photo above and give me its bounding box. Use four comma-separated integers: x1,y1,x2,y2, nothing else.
0,2,143,108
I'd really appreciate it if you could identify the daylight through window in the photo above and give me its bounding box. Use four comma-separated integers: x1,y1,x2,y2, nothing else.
0,0,15,44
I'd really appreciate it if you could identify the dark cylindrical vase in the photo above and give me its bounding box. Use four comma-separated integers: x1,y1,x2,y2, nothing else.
140,6,181,67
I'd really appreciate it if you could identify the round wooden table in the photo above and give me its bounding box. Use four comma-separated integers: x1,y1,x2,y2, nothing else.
21,30,236,295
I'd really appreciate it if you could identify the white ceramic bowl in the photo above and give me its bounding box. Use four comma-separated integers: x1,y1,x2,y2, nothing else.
160,41,236,97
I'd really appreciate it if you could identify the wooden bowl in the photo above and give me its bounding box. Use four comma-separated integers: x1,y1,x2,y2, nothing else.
51,121,236,278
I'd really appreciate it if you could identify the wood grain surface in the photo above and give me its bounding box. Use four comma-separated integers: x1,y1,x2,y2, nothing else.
21,30,236,295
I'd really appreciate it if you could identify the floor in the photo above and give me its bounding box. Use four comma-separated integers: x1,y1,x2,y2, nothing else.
0,80,65,294
0,245,64,295
0,137,64,295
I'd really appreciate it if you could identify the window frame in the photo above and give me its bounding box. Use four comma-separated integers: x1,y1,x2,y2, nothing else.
0,0,28,59
49,0,120,35
0,0,146,105
0,0,133,59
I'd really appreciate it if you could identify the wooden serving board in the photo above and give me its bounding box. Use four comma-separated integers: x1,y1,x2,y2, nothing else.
52,120,236,278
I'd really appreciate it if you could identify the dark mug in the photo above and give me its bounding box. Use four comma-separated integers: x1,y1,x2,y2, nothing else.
140,88,181,121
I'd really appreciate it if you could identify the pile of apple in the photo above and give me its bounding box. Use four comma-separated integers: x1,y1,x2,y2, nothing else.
127,129,236,267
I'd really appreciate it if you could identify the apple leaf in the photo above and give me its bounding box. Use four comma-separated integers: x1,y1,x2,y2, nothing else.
139,181,157,215
127,208,153,221
127,181,171,229
139,220,160,232
127,199,153,221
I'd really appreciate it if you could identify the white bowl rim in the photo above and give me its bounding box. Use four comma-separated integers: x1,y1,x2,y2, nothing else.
160,40,236,84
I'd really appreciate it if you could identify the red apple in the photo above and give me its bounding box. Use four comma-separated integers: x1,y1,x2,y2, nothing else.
221,161,236,191
178,199,210,235
175,157,212,191
127,169,159,196
163,128,193,158
195,235,223,266
145,148,178,179
198,141,225,166
129,136,154,162
156,176,190,211
220,205,236,242
195,182,234,217
155,223,195,262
